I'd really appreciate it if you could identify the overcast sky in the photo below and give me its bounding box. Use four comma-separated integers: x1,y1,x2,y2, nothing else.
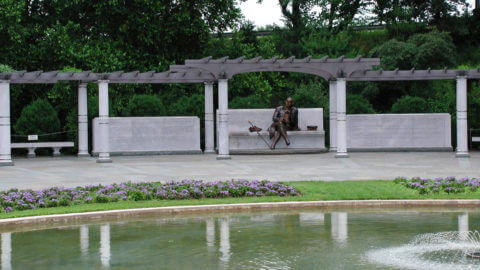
239,0,476,28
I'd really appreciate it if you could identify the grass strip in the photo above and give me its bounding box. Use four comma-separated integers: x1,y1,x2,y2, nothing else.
1,180,479,219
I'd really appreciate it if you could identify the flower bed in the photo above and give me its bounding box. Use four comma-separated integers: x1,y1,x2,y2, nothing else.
0,180,300,213
394,177,480,194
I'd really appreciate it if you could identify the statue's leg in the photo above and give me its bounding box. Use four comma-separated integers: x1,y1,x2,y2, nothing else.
271,131,281,149
279,124,290,145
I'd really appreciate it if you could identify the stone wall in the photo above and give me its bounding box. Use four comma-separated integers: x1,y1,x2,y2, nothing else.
346,113,452,151
92,117,201,155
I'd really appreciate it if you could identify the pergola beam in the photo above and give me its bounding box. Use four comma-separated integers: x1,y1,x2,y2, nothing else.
348,69,480,81
0,70,215,84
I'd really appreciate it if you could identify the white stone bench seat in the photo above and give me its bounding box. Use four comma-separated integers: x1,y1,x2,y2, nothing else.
217,108,326,154
472,137,480,142
11,142,74,158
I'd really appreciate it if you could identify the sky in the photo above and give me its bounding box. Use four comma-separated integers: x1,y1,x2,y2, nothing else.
239,0,477,28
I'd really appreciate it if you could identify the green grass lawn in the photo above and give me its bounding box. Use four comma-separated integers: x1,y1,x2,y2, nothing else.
1,180,479,219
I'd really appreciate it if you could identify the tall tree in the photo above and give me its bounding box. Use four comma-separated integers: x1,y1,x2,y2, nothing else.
371,0,468,25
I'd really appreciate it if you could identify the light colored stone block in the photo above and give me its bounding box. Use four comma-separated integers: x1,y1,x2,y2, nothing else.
92,117,201,155
346,114,452,151
216,108,326,153
11,142,74,158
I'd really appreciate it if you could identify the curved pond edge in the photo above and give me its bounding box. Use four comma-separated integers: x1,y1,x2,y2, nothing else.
1,199,480,227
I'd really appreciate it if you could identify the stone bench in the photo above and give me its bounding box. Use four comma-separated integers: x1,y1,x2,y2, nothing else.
216,108,326,154
11,142,74,158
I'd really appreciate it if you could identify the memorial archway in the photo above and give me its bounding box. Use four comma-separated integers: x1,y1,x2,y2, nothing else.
0,57,479,165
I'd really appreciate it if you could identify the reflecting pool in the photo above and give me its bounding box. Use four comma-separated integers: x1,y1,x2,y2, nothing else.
1,208,480,269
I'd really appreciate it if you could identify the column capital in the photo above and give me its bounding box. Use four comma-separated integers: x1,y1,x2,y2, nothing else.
336,77,346,82
456,75,467,80
218,78,228,83
97,80,110,84
0,80,10,84
78,82,88,88
204,81,214,86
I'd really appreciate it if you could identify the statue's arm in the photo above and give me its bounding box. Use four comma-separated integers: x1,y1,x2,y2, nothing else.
272,107,280,122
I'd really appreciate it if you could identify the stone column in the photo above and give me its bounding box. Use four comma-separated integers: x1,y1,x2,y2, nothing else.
456,76,469,158
335,78,348,158
78,83,89,157
0,81,13,166
217,79,230,160
204,82,215,154
97,81,112,163
329,80,337,152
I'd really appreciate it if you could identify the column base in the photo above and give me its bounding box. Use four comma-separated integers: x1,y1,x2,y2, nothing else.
329,147,337,152
335,152,349,158
27,153,36,158
216,155,231,160
77,152,91,157
204,150,216,154
0,160,14,166
455,152,470,158
96,157,112,163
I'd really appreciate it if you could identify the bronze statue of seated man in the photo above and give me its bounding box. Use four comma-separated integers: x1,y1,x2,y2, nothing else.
268,97,300,149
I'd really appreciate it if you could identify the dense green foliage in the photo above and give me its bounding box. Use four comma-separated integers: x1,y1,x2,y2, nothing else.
123,95,166,117
0,0,479,151
391,96,430,113
14,99,61,141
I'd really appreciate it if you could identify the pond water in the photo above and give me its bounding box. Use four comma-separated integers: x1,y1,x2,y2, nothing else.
1,208,480,270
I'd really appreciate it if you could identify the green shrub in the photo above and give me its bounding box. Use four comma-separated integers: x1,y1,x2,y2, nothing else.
14,99,61,140
169,94,204,116
0,64,14,72
391,96,429,113
291,83,329,109
122,94,165,116
347,94,376,114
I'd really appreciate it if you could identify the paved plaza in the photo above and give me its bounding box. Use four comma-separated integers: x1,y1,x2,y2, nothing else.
0,152,478,190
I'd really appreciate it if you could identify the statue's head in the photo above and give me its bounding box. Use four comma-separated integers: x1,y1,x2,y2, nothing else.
285,97,293,108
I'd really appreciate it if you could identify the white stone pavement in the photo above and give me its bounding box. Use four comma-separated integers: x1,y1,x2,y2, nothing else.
0,152,479,190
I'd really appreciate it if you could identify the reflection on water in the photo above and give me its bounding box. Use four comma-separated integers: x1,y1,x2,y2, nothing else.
79,225,89,257
299,212,325,226
331,212,348,244
1,210,480,269
219,218,230,267
100,224,110,268
458,213,469,240
206,218,215,249
1,233,11,270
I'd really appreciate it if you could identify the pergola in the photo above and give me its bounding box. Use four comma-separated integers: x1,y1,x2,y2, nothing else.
0,56,479,165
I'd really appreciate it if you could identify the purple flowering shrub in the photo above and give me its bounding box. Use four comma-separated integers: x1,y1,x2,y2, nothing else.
394,177,480,194
0,180,300,213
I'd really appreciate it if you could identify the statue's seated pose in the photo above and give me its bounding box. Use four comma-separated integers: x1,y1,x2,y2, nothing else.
268,97,300,149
